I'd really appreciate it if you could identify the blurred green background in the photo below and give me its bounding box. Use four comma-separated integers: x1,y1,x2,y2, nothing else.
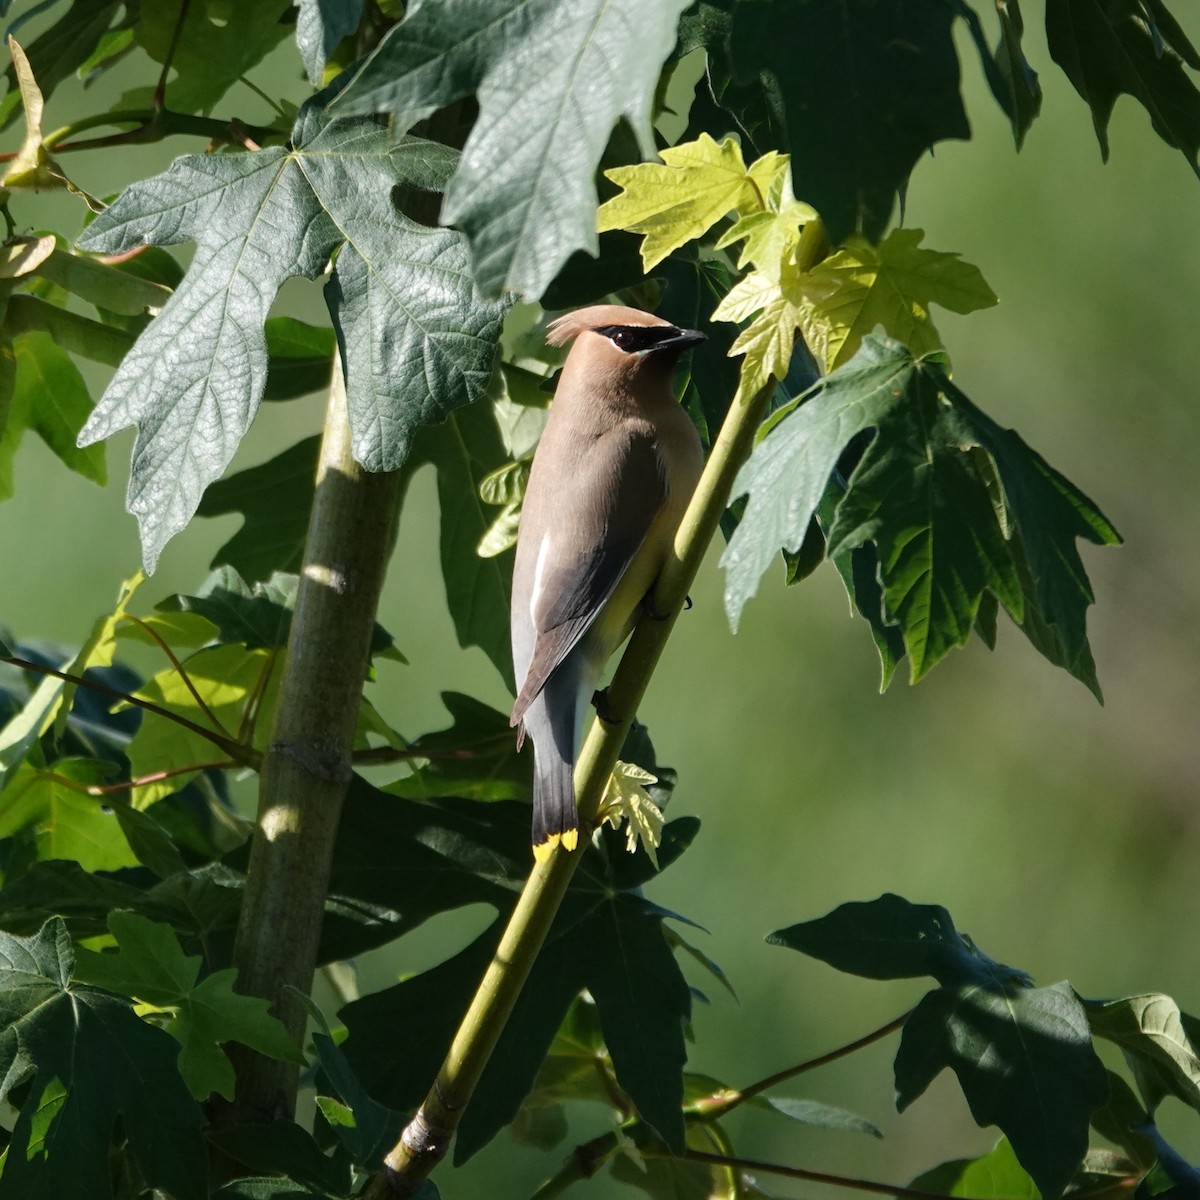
2,3,1200,1195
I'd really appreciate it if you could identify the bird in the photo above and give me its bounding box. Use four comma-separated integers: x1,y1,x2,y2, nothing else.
510,304,706,862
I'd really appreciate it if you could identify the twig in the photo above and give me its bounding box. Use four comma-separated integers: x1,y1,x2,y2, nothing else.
1,654,256,765
154,0,192,110
237,648,278,745
694,1010,911,1118
683,1150,1042,1200
43,760,236,796
122,614,230,736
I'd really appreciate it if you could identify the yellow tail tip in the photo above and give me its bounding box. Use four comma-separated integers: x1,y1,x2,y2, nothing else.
532,829,579,863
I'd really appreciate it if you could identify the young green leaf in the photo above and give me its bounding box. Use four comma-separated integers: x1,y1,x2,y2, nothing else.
909,1137,1041,1199
0,758,138,871
599,134,786,270
728,0,970,243
72,911,303,1101
78,108,505,568
800,229,998,370
0,917,207,1200
333,0,694,297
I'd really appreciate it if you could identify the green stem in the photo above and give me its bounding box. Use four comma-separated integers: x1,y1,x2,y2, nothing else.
121,614,230,736
41,109,150,150
154,0,192,109
221,357,402,1125
1,654,254,764
695,1009,911,1120
682,1150,1124,1200
365,369,782,1199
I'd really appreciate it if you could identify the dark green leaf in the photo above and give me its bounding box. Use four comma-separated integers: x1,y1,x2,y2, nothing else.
769,893,1030,989
1090,1070,1157,1168
957,0,1042,147
826,387,1022,682
334,0,694,297
728,0,970,243
540,230,651,311
340,793,698,1158
721,336,912,631
1046,0,1200,175
264,318,337,401
0,918,207,1200
206,1122,352,1198
78,108,505,568
817,475,906,690
895,981,1107,1200
949,391,1119,687
387,692,529,801
196,438,320,583
1134,1124,1200,1200
295,0,365,84
212,1180,321,1200
409,398,517,691
136,0,291,114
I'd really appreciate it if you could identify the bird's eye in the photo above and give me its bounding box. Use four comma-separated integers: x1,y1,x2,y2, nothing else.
611,329,635,351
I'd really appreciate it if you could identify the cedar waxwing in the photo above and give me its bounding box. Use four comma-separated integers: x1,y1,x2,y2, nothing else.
510,304,706,861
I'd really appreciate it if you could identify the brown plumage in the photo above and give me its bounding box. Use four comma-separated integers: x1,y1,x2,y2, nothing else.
510,305,705,860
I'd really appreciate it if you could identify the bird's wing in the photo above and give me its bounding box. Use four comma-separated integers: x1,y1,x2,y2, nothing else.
510,429,667,726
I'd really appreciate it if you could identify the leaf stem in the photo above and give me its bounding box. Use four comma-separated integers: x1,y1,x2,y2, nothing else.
0,654,255,765
682,1150,1043,1200
364,374,783,1199
122,614,230,736
695,1009,911,1118
154,0,192,110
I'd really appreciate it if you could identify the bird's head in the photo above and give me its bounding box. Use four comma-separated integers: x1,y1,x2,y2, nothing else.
545,304,705,403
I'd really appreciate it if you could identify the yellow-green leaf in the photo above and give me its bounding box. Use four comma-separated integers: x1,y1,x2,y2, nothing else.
801,228,998,370
599,134,772,269
599,760,664,866
713,271,805,404
715,198,817,281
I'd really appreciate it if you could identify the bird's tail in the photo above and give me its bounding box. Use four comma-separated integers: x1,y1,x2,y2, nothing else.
532,743,579,864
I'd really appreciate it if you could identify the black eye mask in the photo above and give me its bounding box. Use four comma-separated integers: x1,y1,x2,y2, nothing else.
593,324,686,353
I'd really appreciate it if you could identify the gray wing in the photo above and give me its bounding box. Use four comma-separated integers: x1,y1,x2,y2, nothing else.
510,429,666,726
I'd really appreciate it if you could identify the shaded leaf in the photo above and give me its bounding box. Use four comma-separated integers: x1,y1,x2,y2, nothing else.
728,0,970,243
895,981,1108,1200
334,0,693,297
196,437,320,583
0,918,207,1200
295,0,365,84
207,1121,352,1198
958,0,1042,148
72,911,302,1101
136,0,291,115
910,1137,1041,1199
1046,0,1200,175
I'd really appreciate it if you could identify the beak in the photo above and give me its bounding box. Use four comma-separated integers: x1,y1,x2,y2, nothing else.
653,327,706,353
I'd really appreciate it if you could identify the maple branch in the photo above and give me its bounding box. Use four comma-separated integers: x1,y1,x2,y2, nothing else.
364,374,782,1200
0,655,256,765
121,614,230,737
